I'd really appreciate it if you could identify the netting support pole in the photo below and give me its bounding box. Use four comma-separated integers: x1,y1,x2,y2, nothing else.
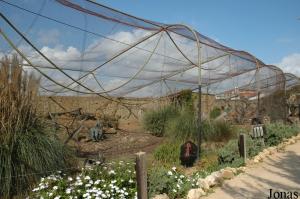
283,75,287,124
255,59,261,120
196,35,202,160
165,24,202,159
168,24,202,160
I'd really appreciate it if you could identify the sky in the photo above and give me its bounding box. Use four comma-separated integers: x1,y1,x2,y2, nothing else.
98,0,300,73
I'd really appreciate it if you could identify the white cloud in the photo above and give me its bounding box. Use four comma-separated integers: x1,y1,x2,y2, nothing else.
275,53,300,76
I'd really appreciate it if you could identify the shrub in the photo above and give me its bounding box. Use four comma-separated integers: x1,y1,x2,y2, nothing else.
153,140,181,165
143,105,178,137
218,135,268,167
30,161,136,199
217,139,240,165
0,55,75,198
202,120,235,142
166,108,198,141
265,123,300,146
247,138,265,158
148,167,196,199
170,89,193,108
209,107,221,119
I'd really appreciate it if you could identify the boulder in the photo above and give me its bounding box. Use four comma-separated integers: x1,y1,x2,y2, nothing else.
267,147,277,154
187,188,205,199
224,167,237,175
151,194,169,199
196,178,210,191
262,149,270,156
237,167,246,173
205,171,222,187
289,139,296,144
253,155,262,163
221,169,234,179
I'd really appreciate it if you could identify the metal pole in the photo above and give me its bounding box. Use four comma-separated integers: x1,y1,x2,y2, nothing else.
255,59,261,120
165,24,202,158
197,42,202,160
283,74,287,124
197,40,202,159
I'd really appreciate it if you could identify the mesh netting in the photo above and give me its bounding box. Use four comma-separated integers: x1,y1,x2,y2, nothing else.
1,0,291,100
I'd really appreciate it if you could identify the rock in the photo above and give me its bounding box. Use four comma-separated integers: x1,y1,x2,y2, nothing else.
262,149,270,155
187,188,205,199
253,155,262,163
106,128,117,134
237,167,246,173
196,178,210,191
224,167,237,174
267,146,277,154
221,169,234,179
290,139,296,144
205,171,222,187
151,194,169,199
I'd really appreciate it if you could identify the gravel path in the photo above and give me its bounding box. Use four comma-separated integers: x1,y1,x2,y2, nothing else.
205,141,300,199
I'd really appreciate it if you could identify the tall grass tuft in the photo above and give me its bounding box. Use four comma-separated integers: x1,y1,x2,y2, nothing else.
0,55,75,198
166,107,198,141
143,105,178,137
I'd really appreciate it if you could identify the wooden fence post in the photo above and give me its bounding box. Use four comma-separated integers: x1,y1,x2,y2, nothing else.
239,134,247,163
135,152,147,199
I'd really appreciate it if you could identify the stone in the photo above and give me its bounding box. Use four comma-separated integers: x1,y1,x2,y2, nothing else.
196,178,210,191
221,169,234,179
106,127,117,134
262,149,270,155
224,167,237,174
205,171,222,187
253,155,262,163
290,139,296,144
267,147,277,154
187,188,205,199
237,167,246,173
151,194,169,199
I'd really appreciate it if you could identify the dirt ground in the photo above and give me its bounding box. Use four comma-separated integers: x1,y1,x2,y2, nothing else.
52,116,164,161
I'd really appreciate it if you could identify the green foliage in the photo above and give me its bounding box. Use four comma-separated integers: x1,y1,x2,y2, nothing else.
247,138,265,158
0,56,75,198
217,138,245,168
202,120,235,142
30,161,136,198
265,123,300,146
171,89,193,108
217,139,239,165
148,167,196,199
143,105,178,137
209,107,221,119
166,109,235,142
166,108,198,141
153,140,181,165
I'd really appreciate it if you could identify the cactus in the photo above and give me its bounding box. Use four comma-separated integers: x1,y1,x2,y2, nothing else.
90,120,104,141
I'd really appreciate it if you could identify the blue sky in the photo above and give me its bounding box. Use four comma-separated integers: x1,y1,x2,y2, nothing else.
98,0,300,66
